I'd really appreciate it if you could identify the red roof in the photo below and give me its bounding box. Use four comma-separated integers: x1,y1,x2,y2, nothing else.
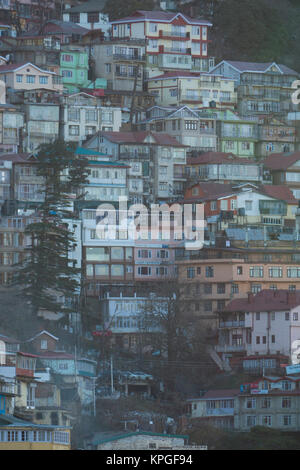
220,289,300,313
187,152,255,166
96,131,186,147
149,71,201,81
259,184,298,204
264,152,300,170
111,10,212,26
184,182,234,202
0,153,35,163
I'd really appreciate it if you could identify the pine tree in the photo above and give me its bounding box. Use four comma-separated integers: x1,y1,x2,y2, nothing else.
17,140,89,316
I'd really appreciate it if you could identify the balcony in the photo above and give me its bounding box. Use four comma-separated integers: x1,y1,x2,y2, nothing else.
113,53,145,62
158,30,189,39
215,344,246,353
219,321,245,328
181,94,202,102
0,380,16,396
163,47,188,54
206,408,235,416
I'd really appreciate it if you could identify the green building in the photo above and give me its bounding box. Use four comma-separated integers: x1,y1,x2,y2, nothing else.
60,47,89,93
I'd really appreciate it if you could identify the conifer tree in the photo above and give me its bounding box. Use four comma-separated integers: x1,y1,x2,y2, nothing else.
17,140,89,316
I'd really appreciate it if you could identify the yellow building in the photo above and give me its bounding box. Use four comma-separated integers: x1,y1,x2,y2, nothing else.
0,414,71,450
147,71,237,109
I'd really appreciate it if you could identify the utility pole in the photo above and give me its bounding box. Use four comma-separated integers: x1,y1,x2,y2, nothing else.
110,355,114,395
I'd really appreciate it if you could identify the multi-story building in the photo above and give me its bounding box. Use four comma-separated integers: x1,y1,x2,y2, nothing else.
217,116,259,159
186,389,240,430
216,290,300,361
62,0,110,35
0,159,12,208
21,102,60,152
186,375,300,432
99,291,166,352
60,92,122,143
256,117,296,158
0,35,61,75
185,152,262,185
92,39,146,92
210,60,299,118
0,62,63,93
0,212,40,286
60,46,89,93
264,152,300,200
110,10,214,77
183,181,297,236
147,71,236,109
39,20,89,45
0,414,71,450
84,130,187,203
139,106,217,153
177,238,300,333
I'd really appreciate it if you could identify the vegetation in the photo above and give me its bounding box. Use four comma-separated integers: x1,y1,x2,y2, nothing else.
178,0,300,72
189,424,300,450
17,140,89,316
103,0,155,21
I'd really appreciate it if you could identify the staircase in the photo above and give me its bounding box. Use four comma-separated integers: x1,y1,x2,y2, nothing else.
206,345,232,373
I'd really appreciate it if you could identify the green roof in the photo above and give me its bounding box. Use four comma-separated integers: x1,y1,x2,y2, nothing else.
75,146,107,157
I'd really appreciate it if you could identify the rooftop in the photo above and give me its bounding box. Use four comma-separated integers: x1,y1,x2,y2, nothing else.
220,289,300,313
111,10,212,26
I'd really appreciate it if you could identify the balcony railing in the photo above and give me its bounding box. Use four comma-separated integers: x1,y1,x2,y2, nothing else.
113,53,145,61
219,321,245,328
164,47,188,54
206,408,235,416
0,381,16,395
215,344,246,352
159,30,189,39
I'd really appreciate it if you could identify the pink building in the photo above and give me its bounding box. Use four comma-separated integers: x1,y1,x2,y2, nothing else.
0,62,63,92
217,290,300,364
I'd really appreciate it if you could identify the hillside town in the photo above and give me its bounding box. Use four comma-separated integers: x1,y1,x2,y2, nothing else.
1,0,300,451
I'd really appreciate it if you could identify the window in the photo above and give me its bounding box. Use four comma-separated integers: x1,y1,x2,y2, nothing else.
205,266,214,278
41,340,47,350
237,266,243,275
204,283,212,294
217,283,225,294
269,267,282,278
16,74,23,82
187,267,195,279
282,398,291,408
204,301,212,312
245,200,253,211
250,266,263,278
251,284,261,294
261,397,271,409
138,266,152,276
231,284,239,294
261,415,272,426
271,335,275,343
282,415,292,426
88,12,99,23
149,23,157,33
197,267,201,275
285,312,290,321
26,75,35,83
256,336,260,344
246,398,256,409
39,76,48,84
256,312,260,321
210,201,217,211
69,125,79,136
293,312,298,321
262,336,266,344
